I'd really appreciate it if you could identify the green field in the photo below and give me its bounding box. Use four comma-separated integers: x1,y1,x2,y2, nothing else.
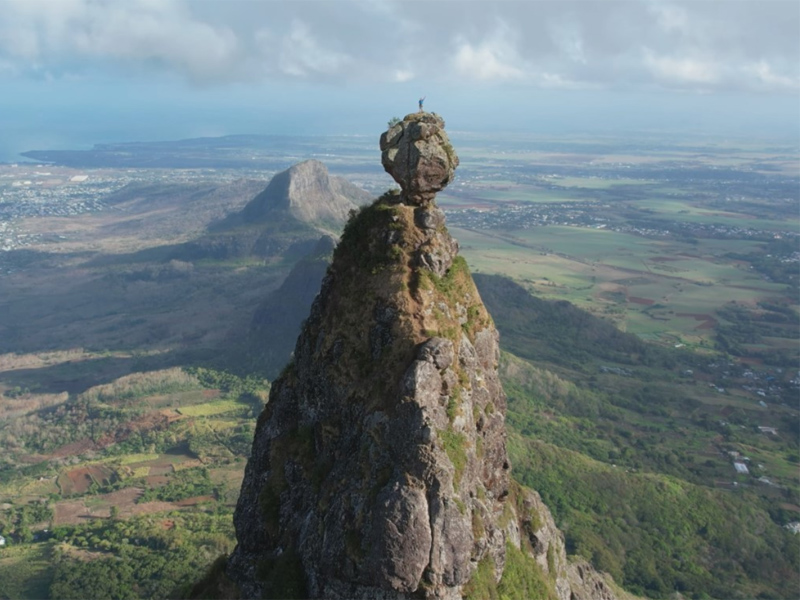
455,224,792,346
177,399,244,417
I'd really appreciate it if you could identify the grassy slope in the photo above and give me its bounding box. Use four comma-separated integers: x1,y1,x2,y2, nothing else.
472,274,799,598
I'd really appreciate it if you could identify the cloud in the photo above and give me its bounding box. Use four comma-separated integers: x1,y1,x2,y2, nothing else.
452,22,526,82
649,2,690,34
744,60,799,92
393,69,415,83
0,0,241,82
644,51,719,85
270,20,353,78
0,0,796,94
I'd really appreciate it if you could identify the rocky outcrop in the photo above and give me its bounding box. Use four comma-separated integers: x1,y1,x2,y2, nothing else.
381,113,459,206
225,116,620,600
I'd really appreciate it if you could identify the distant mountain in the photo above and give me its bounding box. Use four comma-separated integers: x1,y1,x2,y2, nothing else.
181,160,371,261
235,159,372,232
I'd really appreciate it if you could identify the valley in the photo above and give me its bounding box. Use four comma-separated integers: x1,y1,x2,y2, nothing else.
0,130,797,599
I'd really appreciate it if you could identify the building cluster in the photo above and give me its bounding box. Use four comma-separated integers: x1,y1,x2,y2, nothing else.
705,360,794,405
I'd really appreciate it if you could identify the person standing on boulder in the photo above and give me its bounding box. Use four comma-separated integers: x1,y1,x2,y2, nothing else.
419,96,425,112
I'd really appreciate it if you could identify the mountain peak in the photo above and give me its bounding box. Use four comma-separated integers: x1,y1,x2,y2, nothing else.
222,117,620,600
240,159,371,232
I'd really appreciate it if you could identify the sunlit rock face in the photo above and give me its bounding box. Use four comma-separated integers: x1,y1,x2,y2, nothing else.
380,112,459,207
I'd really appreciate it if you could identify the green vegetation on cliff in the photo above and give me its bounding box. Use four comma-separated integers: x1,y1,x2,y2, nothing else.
508,435,798,599
463,542,558,600
479,271,799,599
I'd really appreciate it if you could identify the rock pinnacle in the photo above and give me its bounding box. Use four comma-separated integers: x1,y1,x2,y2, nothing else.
380,113,459,206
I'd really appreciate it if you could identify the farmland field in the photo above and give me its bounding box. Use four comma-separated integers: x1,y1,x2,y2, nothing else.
455,224,791,346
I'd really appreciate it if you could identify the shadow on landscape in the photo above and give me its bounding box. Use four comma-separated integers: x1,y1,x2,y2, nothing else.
0,253,287,358
0,350,195,396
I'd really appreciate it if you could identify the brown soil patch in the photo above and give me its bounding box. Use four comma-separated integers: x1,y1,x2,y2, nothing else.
54,500,91,526
146,475,170,487
677,312,718,331
779,503,800,513
53,486,213,525
54,488,144,525
128,500,179,516
59,464,115,495
148,464,176,477
628,296,655,306
102,487,143,511
175,495,215,507
51,438,97,459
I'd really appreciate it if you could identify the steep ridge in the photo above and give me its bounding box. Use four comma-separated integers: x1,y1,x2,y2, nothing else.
224,113,620,599
246,235,337,379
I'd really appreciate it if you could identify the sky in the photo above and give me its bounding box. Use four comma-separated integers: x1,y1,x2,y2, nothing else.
1,0,798,160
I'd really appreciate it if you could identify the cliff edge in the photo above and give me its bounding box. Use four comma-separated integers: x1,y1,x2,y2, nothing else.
224,113,620,600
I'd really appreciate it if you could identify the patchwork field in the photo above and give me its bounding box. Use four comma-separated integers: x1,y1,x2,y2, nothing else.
455,225,793,347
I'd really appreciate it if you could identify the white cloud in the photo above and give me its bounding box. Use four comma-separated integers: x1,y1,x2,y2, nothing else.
649,1,690,34
0,0,241,81
277,20,352,78
744,60,799,91
548,20,587,65
452,22,526,82
394,69,415,83
644,50,719,85
0,0,796,95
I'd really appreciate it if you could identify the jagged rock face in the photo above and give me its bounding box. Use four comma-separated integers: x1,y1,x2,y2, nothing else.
228,193,508,599
240,159,372,231
225,118,622,600
380,113,459,206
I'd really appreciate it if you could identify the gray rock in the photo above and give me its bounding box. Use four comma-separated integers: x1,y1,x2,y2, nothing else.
381,113,459,206
415,206,446,230
418,337,455,371
367,479,432,592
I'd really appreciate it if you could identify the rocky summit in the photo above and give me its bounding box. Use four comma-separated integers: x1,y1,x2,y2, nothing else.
239,159,372,232
381,113,459,206
224,116,619,599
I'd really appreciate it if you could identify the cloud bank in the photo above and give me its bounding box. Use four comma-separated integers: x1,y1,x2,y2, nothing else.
0,0,797,93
